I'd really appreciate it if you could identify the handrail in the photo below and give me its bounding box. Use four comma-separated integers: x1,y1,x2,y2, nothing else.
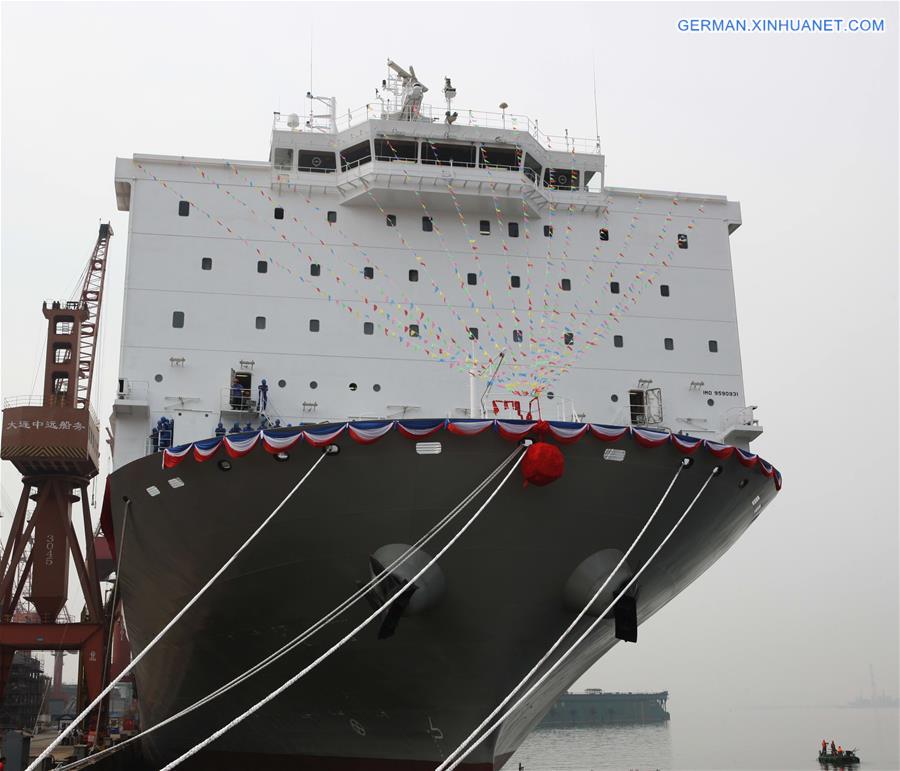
2,395,99,427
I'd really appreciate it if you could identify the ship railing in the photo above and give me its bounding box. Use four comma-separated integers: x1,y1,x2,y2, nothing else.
219,387,259,415
2,395,99,423
719,405,759,429
273,104,601,155
115,379,149,402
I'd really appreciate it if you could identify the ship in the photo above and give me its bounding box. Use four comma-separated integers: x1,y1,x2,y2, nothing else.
538,689,669,728
103,59,781,769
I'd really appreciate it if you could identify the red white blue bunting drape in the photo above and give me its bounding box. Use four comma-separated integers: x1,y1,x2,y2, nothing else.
161,419,782,490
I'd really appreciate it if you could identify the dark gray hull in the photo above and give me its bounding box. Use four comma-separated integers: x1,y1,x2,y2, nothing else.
108,426,778,769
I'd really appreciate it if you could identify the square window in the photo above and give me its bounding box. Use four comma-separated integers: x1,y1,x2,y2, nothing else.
422,216,433,232
613,335,623,348
257,260,268,274
468,327,479,340
664,337,674,350
708,340,719,353
479,220,491,235
561,278,571,291
172,311,185,328
274,207,284,220
409,324,420,337
327,211,337,224
660,284,670,297
310,263,321,276
201,257,212,271
178,200,190,217
256,316,267,330
467,273,477,286
510,275,521,288
386,214,397,227
409,269,419,282
543,225,553,237
677,233,688,249
309,319,320,332
363,322,374,335
513,329,523,343
363,266,374,280
508,222,519,238
599,227,609,241
564,332,574,346
610,281,620,294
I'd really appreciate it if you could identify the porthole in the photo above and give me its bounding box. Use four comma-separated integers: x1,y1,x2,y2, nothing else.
707,398,715,406
349,383,358,391
547,391,555,400
373,384,381,392
277,379,286,388
154,374,164,383
611,394,619,402
309,381,318,389
738,478,749,489
274,452,290,462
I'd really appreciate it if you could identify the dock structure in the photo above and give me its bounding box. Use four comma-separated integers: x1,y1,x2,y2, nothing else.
538,690,670,727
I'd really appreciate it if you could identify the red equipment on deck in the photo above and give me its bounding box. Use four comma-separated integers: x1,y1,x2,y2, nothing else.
0,223,116,728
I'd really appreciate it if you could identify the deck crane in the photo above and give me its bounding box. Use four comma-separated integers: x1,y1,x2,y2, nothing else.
0,223,114,743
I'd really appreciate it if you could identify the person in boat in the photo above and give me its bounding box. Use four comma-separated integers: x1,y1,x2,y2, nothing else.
838,745,843,756
822,739,827,755
831,740,837,754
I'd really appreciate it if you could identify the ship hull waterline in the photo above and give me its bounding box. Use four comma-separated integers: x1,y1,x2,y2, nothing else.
108,425,777,770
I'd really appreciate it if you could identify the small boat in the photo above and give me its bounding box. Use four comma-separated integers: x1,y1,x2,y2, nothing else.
819,749,861,765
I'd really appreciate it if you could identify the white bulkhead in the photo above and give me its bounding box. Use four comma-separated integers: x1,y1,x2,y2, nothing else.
110,68,762,469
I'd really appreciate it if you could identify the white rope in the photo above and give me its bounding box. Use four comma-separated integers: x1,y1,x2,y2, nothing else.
435,458,689,771
54,446,522,771
440,465,721,771
28,450,330,771
160,446,528,770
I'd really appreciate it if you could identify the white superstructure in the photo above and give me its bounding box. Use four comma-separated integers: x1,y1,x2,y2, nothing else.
110,62,762,470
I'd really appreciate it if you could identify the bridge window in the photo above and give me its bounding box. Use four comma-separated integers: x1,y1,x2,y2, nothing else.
274,207,284,220
610,281,620,294
543,168,580,191
561,278,571,291
363,322,374,335
599,228,609,241
614,335,623,348
510,275,521,288
310,263,321,276
709,340,719,352
172,311,185,328
257,261,268,274
273,148,293,170
408,269,419,282
564,332,574,346
513,330,523,343
409,324,420,337
201,257,212,270
386,214,397,227
508,222,519,238
363,266,374,279
178,200,190,216
55,317,75,335
422,216,433,232
660,284,670,297
256,316,267,330
664,337,674,350
327,210,337,224
467,273,477,286
298,150,336,173
677,233,689,249
480,220,491,235
523,153,541,182
467,327,479,340
480,145,521,170
309,319,320,332
375,139,417,162
53,344,72,364
340,140,371,171
422,142,476,167
544,225,553,237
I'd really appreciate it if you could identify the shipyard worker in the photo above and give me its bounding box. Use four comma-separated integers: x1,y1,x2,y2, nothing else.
831,741,836,754
273,419,281,428
244,421,253,431
215,422,226,439
150,427,159,453
838,745,843,756
229,422,241,434
258,378,269,410
230,378,243,410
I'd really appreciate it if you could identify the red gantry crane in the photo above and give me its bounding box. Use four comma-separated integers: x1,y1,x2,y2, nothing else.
0,223,114,733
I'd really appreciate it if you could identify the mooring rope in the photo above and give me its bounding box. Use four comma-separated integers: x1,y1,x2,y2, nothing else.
438,465,721,771
28,450,331,771
159,445,529,770
54,446,523,771
435,457,690,770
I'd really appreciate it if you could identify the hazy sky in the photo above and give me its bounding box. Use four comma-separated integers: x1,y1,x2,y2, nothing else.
1,0,898,722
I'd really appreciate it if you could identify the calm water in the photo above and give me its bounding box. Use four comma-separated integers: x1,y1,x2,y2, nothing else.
506,706,899,770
